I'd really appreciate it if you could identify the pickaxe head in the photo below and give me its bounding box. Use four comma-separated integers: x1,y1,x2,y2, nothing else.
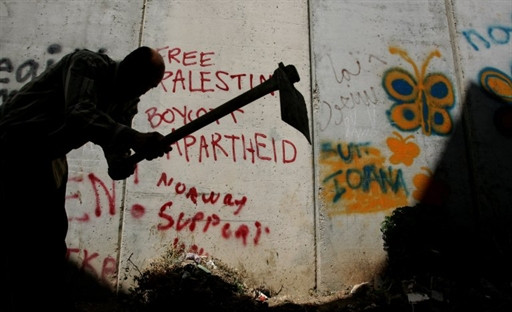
274,63,311,144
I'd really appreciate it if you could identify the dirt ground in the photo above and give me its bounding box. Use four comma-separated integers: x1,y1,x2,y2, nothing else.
71,247,512,312
72,250,387,312
70,205,512,312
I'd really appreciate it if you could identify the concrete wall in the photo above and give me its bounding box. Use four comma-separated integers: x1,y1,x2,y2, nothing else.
1,0,511,298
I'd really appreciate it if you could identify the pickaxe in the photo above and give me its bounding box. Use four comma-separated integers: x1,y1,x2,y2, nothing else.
128,62,311,165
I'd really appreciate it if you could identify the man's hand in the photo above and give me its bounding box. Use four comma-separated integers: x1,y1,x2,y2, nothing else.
104,130,172,180
107,157,136,180
132,131,173,161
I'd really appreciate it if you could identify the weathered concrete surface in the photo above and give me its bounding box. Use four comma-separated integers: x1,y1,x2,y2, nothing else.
0,0,510,299
311,0,461,291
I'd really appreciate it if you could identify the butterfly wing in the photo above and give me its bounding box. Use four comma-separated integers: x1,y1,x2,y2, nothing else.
423,73,455,135
479,67,512,103
383,68,421,131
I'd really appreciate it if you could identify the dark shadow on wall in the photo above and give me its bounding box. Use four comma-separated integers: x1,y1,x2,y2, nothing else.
376,82,512,312
64,83,512,312
269,85,512,311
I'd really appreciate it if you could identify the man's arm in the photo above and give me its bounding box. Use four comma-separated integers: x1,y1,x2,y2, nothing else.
62,52,171,180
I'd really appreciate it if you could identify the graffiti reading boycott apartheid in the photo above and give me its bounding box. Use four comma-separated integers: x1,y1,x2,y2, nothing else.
143,46,301,164
144,107,299,164
167,131,298,164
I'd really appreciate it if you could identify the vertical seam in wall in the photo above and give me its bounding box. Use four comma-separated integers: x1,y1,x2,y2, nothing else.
115,178,128,294
307,0,319,292
444,0,480,218
138,0,148,47
116,0,148,293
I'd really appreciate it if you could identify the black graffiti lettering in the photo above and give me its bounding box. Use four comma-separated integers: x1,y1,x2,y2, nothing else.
0,43,66,104
16,60,39,83
328,54,361,85
0,58,14,84
1,58,15,103
340,87,379,109
47,43,62,54
1,44,109,105
319,100,344,131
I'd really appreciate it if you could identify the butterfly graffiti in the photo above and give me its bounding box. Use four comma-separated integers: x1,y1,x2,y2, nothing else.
386,131,420,166
479,66,512,104
479,66,512,136
383,47,455,136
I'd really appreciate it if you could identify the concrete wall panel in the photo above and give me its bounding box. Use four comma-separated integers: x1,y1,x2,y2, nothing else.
451,0,512,216
115,0,315,296
1,0,511,301
0,0,143,289
310,0,464,291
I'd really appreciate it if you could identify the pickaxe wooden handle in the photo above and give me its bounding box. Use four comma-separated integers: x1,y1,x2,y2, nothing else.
129,62,310,165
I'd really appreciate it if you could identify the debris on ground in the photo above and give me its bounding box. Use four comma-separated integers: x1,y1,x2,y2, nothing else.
73,203,512,312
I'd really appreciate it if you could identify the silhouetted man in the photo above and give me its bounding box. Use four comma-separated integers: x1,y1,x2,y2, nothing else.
0,46,171,311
